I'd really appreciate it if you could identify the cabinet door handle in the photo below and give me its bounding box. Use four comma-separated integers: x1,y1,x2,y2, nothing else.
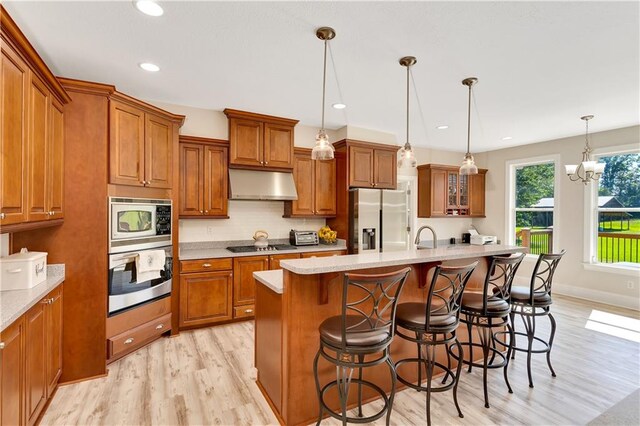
155,324,164,330
0,213,5,219
200,210,204,214
244,309,254,314
41,298,52,305
204,210,209,214
202,263,212,268
0,342,5,350
264,161,268,165
124,338,134,345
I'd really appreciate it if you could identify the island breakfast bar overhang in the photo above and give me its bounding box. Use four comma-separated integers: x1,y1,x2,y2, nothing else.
254,245,527,426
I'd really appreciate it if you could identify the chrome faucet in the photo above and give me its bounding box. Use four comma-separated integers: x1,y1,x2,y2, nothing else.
414,225,438,248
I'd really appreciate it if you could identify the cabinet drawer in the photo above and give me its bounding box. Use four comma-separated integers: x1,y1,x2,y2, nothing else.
234,305,255,319
300,250,346,258
108,313,171,359
180,258,232,273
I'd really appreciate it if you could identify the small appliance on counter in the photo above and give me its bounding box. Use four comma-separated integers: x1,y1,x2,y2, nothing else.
0,249,47,291
290,230,319,246
468,226,497,245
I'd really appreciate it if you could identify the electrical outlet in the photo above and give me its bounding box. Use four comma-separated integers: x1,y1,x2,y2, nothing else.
207,226,214,235
627,281,636,290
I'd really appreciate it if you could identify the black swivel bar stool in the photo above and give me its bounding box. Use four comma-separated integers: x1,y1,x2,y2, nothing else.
394,262,479,426
313,267,411,426
456,253,525,408
500,250,565,388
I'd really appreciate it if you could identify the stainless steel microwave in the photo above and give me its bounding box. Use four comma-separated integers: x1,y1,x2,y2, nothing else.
109,197,172,254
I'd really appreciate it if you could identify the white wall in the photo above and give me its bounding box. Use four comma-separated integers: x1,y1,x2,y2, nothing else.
474,126,640,310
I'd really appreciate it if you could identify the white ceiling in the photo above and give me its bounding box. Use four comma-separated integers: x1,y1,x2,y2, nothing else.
5,1,639,152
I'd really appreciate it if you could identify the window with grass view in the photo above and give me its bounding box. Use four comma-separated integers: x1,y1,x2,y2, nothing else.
511,161,556,256
593,151,640,265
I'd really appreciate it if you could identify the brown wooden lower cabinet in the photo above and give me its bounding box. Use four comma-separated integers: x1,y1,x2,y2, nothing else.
0,284,63,426
179,271,233,327
233,256,269,308
177,251,345,330
25,302,47,425
0,317,25,426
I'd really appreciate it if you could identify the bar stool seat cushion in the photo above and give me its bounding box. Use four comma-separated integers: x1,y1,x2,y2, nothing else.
319,315,390,347
395,302,457,331
510,286,552,305
461,292,509,315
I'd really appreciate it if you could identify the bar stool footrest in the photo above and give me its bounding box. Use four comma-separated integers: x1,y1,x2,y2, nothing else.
395,358,457,392
494,330,551,354
450,342,508,369
319,378,390,424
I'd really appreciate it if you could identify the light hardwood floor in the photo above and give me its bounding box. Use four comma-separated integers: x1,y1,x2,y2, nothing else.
41,295,640,425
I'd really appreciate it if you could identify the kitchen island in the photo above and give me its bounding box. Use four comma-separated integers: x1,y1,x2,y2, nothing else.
253,245,526,426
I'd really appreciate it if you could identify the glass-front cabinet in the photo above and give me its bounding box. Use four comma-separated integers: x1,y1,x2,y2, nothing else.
417,164,487,218
446,171,470,216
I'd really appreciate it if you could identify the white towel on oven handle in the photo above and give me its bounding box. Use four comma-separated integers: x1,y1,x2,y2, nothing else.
136,250,166,283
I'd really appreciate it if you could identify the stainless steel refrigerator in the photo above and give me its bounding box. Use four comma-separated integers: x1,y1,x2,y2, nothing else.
348,187,410,254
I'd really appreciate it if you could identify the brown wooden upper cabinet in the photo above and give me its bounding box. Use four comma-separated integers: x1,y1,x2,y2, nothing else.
333,140,398,189
417,164,487,218
224,109,298,170
179,136,229,218
284,148,336,218
1,7,70,232
110,99,179,189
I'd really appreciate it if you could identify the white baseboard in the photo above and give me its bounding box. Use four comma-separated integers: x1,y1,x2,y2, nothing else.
513,276,640,311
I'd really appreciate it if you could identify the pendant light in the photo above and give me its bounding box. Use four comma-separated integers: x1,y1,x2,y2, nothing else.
460,77,479,176
398,56,417,168
311,27,336,160
565,115,606,184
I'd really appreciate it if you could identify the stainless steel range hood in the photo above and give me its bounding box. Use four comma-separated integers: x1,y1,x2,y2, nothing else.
228,169,298,201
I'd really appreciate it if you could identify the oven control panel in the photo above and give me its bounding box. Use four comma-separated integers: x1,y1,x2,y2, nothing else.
156,205,172,235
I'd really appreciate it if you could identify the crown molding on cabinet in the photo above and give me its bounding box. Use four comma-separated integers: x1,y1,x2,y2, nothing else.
223,108,299,127
1,5,71,103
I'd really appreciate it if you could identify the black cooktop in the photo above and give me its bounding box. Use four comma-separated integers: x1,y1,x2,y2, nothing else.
226,244,298,253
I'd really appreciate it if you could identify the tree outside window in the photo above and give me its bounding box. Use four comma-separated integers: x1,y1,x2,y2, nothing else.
513,162,556,255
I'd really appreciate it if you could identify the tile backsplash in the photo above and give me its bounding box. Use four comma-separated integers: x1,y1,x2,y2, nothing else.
179,200,326,242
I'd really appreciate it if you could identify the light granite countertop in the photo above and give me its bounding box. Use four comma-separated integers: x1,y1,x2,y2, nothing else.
1,265,65,332
253,269,284,294
180,240,347,260
280,245,527,275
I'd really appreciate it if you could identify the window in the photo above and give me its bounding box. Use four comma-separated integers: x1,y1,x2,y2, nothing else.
506,156,560,256
586,146,640,267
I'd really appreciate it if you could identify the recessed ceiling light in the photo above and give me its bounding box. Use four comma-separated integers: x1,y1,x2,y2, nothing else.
139,62,160,72
436,125,449,130
332,103,346,109
502,136,513,141
134,0,164,17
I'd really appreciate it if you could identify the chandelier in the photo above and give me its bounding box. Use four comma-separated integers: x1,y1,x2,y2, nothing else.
565,115,605,184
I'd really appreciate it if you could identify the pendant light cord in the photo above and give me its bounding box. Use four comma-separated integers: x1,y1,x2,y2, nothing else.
321,40,327,131
466,83,472,155
406,64,410,147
